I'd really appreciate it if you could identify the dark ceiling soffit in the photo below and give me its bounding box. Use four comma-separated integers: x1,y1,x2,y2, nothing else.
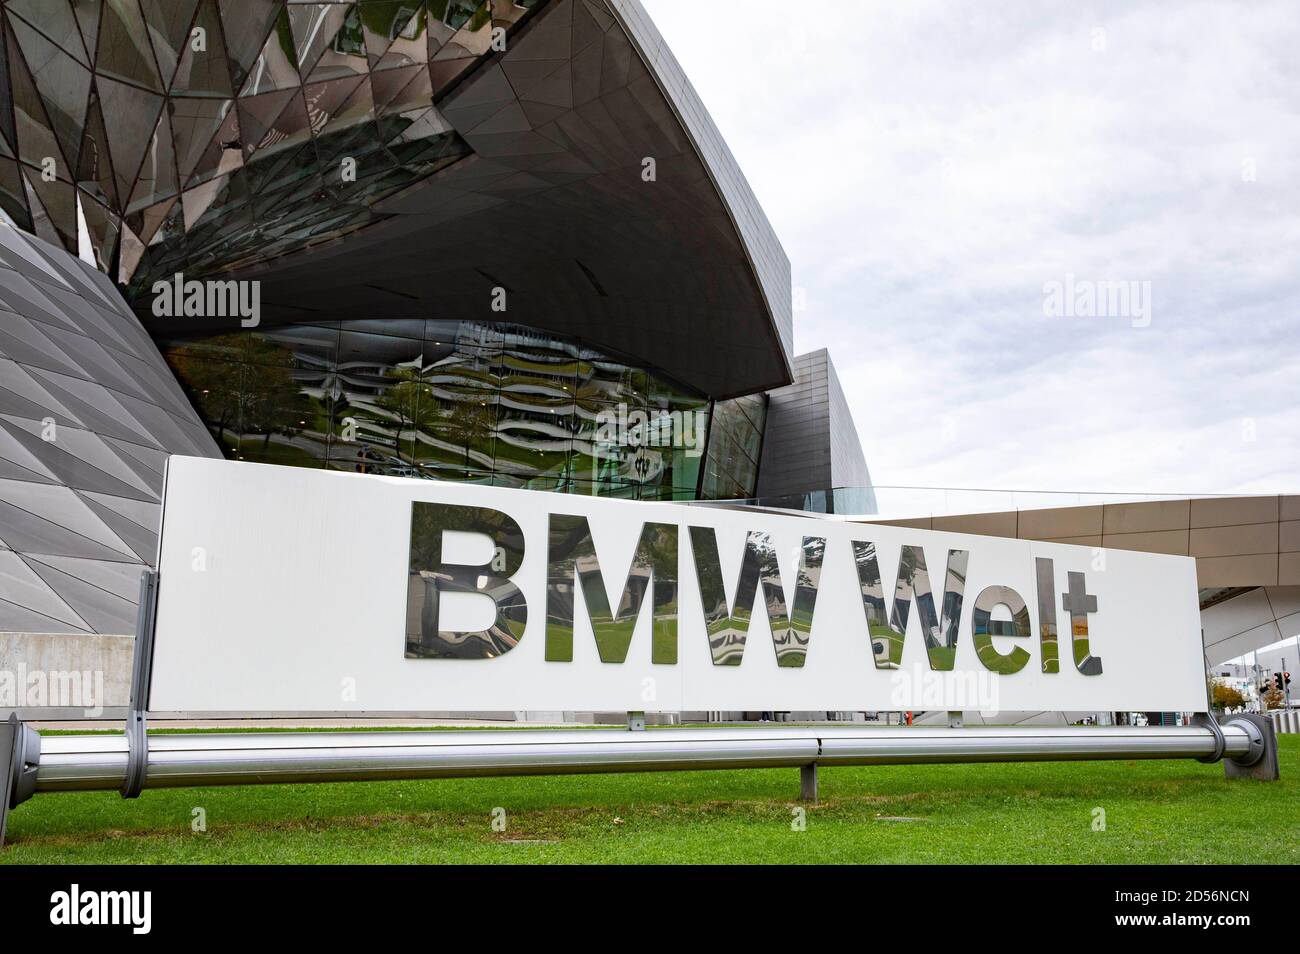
602,0,793,388
432,0,552,106
131,0,794,399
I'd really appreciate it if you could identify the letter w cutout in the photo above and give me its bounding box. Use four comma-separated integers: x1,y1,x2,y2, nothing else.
688,528,824,667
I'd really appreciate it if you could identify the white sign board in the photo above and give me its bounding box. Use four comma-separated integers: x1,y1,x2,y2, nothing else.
148,457,1207,714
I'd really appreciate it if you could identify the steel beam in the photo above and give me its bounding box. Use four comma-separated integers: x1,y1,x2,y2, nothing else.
27,722,1267,796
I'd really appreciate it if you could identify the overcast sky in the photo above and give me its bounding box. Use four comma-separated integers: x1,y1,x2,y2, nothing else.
643,0,1300,497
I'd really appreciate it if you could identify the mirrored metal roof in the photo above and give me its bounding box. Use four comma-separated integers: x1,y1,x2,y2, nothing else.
0,0,793,398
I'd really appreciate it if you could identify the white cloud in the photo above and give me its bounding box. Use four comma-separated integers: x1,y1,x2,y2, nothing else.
644,0,1300,495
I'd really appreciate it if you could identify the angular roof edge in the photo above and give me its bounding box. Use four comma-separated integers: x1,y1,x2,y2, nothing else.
607,0,795,375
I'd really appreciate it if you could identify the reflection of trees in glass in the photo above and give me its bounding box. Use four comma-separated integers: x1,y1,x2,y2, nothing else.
165,338,242,442
376,367,436,463
444,399,495,469
798,537,826,589
166,323,713,499
360,1,425,40
323,377,350,439
242,337,316,450
167,335,314,454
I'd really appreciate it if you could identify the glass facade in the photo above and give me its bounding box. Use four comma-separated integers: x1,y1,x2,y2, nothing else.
161,320,751,501
700,393,766,501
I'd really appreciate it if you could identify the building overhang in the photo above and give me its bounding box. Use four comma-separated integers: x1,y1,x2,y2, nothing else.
129,0,793,399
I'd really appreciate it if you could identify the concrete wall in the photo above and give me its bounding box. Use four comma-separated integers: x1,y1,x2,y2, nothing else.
0,631,133,718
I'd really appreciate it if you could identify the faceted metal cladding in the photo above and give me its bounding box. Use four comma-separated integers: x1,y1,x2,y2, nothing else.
0,222,219,635
0,0,795,399
406,500,527,658
0,0,796,399
129,0,793,399
0,0,541,288
757,350,871,507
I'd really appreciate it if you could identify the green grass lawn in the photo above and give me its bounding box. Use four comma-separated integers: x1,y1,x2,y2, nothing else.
4,734,1297,864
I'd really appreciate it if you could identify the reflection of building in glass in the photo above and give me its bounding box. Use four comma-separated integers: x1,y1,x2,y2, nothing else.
161,319,745,500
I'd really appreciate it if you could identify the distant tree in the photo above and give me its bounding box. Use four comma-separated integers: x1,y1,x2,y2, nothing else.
165,338,243,442
167,336,313,453
444,399,495,469
239,337,314,450
1263,687,1287,710
1211,680,1245,710
376,366,437,463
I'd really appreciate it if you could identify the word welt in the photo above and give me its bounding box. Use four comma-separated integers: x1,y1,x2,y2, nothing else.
406,502,1103,675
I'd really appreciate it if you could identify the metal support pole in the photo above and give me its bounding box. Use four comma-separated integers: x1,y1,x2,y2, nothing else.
0,714,17,848
1222,715,1278,781
1,713,40,848
1192,712,1225,763
122,570,159,800
26,722,1270,796
800,763,818,802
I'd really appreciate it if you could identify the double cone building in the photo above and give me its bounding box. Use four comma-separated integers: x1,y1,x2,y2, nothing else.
0,0,871,710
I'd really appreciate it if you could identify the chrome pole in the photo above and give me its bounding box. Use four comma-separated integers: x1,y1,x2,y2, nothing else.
32,722,1266,794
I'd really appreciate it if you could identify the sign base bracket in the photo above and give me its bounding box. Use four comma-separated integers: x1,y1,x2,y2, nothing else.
1,713,41,849
800,762,818,802
122,570,159,800
1221,714,1278,780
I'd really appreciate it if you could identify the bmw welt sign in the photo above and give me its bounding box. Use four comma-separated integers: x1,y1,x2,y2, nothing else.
147,457,1207,714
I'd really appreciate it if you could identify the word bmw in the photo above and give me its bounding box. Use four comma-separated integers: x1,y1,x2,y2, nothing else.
405,502,1104,676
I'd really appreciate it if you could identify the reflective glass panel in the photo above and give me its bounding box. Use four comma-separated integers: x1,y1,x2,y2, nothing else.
162,319,743,500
